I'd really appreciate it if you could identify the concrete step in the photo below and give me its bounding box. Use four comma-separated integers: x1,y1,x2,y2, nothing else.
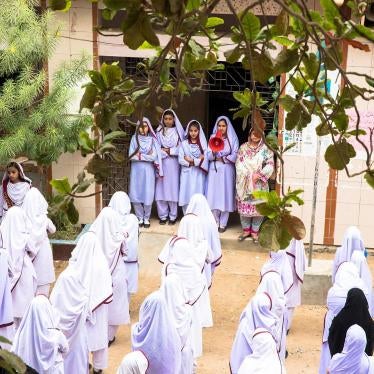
140,218,267,253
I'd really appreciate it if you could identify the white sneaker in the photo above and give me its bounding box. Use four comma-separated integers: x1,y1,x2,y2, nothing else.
144,219,150,225
138,219,143,225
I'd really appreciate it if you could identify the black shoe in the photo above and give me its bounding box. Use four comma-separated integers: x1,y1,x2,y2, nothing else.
218,227,226,233
285,350,289,359
93,370,102,374
168,219,177,225
138,222,144,228
159,219,167,225
144,222,150,228
108,337,115,347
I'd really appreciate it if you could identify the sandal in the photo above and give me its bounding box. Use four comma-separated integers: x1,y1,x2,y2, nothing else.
238,233,251,242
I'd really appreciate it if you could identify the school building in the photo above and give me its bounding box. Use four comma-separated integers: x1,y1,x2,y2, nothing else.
47,0,374,247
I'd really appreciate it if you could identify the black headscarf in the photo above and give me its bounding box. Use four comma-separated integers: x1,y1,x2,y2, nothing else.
328,287,374,356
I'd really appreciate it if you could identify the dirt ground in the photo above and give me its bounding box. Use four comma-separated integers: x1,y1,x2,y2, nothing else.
54,247,373,374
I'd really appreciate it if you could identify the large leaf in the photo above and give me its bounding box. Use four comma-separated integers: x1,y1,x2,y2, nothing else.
281,214,306,240
50,177,72,194
103,130,126,142
88,71,107,92
364,171,374,189
324,139,356,170
278,95,296,112
86,155,111,183
224,47,241,64
100,63,122,88
141,13,160,46
285,103,311,131
78,131,95,154
332,110,348,132
74,178,94,194
48,0,71,11
320,0,340,27
103,0,137,10
67,199,79,224
243,51,274,84
272,10,289,36
258,219,292,250
256,203,279,219
274,49,299,76
0,349,26,374
303,53,320,79
205,17,224,28
119,101,135,116
79,84,98,112
0,336,12,345
241,12,261,42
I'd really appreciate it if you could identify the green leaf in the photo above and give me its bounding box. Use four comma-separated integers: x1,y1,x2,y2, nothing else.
258,219,292,250
160,61,170,84
364,171,374,189
67,200,79,224
283,142,297,153
118,79,135,90
48,0,71,11
103,0,133,10
79,84,98,112
188,39,205,56
278,95,296,112
100,63,122,88
0,349,26,374
243,51,274,84
186,0,200,11
0,336,12,345
272,10,289,35
224,47,242,64
366,76,374,87
241,12,261,42
320,0,340,25
303,53,320,79
97,142,117,155
256,203,279,219
274,49,299,76
102,8,117,20
131,88,150,101
78,131,95,154
285,103,311,131
103,130,126,142
281,214,306,240
141,14,159,46
74,178,94,193
233,88,251,107
354,24,374,43
324,139,356,170
50,177,72,194
332,111,348,132
273,36,294,47
316,121,330,136
88,71,107,92
86,155,111,183
266,133,279,151
346,129,367,136
205,17,224,28
122,13,145,50
233,107,250,120
119,101,135,116
290,76,307,95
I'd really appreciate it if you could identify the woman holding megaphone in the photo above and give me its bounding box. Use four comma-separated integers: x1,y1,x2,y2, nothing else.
205,116,239,233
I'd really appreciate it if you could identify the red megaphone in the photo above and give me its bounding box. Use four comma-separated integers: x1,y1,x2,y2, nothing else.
209,130,224,152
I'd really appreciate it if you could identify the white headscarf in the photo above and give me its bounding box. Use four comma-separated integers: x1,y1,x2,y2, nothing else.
177,214,212,270
69,232,112,313
285,239,306,282
108,192,139,262
230,293,279,374
261,250,294,294
0,206,30,289
333,226,366,281
185,194,222,266
210,116,239,152
0,249,13,329
163,237,206,305
132,291,182,374
12,295,68,373
238,328,285,374
22,187,49,246
257,271,286,320
89,206,126,272
50,266,88,345
329,324,371,374
2,162,31,210
158,109,184,142
323,262,368,343
116,351,149,374
160,273,192,347
351,250,372,295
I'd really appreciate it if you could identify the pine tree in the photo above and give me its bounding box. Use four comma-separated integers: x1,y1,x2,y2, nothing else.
0,0,91,165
